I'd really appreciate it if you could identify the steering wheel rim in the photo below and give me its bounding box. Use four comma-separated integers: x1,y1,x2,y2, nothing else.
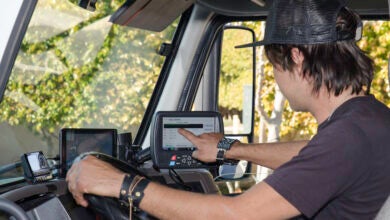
73,152,155,220
0,197,29,220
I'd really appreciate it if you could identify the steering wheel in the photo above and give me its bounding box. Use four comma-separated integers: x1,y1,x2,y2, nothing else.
73,152,156,220
0,197,29,220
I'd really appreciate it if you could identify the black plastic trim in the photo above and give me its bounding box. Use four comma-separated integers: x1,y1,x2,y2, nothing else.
177,15,261,111
206,32,222,111
133,7,194,145
177,15,230,111
0,0,38,102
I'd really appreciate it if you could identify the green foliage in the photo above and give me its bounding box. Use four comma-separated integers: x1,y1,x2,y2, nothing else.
0,0,176,147
219,28,254,111
359,21,390,105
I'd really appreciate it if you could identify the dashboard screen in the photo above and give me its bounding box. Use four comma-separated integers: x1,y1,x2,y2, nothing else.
21,151,52,183
27,152,49,173
151,111,223,169
162,117,216,150
59,128,117,177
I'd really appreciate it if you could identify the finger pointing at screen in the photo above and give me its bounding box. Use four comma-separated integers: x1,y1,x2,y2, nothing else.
178,128,223,163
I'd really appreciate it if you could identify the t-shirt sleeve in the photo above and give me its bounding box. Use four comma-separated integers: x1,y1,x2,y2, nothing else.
264,122,372,218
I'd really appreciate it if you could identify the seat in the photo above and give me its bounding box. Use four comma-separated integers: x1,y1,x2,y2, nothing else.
375,196,390,220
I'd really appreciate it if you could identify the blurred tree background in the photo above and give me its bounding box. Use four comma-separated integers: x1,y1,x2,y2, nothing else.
0,0,177,152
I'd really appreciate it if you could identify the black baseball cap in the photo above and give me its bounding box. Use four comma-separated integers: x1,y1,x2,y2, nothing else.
237,0,362,48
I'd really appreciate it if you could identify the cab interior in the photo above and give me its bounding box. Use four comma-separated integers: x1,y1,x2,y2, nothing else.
0,0,389,219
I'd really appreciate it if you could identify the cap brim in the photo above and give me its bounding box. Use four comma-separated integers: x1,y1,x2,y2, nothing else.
235,40,267,48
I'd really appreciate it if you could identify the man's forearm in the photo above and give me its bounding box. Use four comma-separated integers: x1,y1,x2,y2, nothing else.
140,182,237,219
225,140,308,169
139,180,300,219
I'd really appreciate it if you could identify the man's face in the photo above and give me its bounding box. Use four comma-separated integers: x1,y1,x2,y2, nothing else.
273,64,311,112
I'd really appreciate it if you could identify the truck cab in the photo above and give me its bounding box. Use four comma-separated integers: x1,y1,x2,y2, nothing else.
0,0,389,219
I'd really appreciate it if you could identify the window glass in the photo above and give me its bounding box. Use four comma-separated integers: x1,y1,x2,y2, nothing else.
0,0,178,184
219,27,254,135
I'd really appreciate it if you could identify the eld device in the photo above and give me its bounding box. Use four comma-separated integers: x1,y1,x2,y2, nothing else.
151,111,223,169
59,128,117,177
21,151,53,183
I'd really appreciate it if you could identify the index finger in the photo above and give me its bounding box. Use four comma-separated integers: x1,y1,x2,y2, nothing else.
178,128,199,145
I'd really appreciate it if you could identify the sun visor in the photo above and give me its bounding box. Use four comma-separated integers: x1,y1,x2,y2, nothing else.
110,0,195,32
196,0,268,17
388,0,390,16
347,0,389,17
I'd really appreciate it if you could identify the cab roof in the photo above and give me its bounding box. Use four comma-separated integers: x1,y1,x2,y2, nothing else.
110,0,390,31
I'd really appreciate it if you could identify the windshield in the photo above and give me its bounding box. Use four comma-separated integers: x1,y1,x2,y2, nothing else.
0,0,177,185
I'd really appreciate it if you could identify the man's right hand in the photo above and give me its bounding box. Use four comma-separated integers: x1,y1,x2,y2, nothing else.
66,155,125,207
178,128,224,163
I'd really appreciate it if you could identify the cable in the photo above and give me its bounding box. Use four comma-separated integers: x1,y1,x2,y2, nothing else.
168,169,193,191
213,172,259,181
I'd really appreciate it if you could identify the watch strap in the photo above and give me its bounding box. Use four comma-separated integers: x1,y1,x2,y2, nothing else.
216,148,226,165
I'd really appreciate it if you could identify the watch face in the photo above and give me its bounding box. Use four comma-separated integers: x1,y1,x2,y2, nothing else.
225,138,236,144
218,137,237,150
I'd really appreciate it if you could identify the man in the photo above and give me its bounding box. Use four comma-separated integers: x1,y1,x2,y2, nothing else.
66,0,390,219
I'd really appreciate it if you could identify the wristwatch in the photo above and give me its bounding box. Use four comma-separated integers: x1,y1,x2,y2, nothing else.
216,137,239,165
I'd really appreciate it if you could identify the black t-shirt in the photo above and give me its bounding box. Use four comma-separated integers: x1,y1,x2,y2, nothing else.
264,95,390,219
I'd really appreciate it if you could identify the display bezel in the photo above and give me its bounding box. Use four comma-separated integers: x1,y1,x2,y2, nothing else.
151,111,223,169
21,151,52,183
59,128,117,177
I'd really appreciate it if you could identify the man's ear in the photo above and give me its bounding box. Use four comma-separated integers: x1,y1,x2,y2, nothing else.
291,48,304,65
290,47,306,79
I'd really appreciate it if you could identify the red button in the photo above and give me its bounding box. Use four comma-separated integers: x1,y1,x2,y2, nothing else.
171,155,177,160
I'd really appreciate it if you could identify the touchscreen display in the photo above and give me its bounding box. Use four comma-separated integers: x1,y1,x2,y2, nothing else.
27,152,49,174
162,117,216,150
60,129,117,174
21,151,53,183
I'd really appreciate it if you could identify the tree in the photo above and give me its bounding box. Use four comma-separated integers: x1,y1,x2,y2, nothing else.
0,0,176,153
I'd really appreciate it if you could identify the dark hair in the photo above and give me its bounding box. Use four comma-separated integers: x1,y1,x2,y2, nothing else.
264,7,374,96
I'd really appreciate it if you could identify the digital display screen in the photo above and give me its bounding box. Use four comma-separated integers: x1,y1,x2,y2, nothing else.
162,117,216,150
21,151,53,183
60,129,117,175
27,152,49,173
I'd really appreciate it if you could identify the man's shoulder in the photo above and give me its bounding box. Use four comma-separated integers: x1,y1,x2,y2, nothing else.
313,118,369,148
330,95,390,123
316,95,390,148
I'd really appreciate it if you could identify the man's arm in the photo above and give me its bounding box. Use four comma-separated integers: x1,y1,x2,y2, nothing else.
226,140,308,169
66,156,301,219
141,180,300,219
178,129,308,169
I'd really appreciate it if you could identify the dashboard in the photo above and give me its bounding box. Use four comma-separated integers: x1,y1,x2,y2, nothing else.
0,167,220,219
0,111,224,219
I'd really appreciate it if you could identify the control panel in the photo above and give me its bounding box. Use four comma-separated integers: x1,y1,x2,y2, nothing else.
151,111,223,169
